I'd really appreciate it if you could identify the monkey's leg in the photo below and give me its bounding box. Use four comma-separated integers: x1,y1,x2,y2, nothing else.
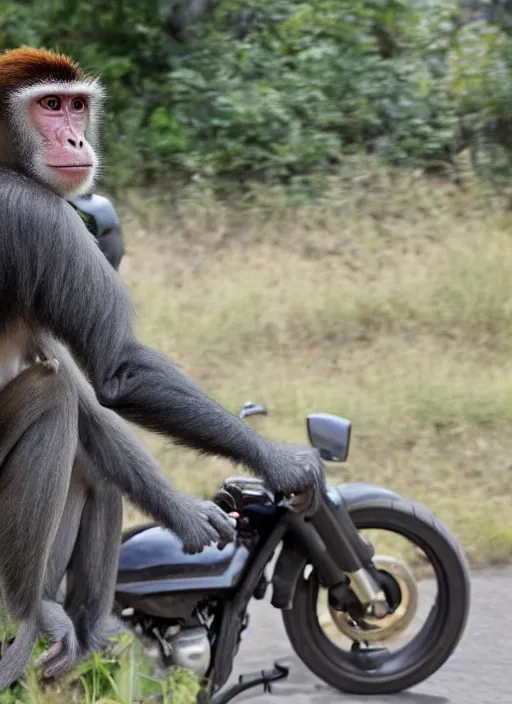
64,467,123,659
0,360,78,690
36,602,77,680
37,469,89,680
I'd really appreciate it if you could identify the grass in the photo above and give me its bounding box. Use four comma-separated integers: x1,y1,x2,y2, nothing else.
117,158,512,568
0,627,202,704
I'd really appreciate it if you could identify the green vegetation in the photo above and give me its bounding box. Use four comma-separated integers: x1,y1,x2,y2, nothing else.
3,0,512,190
0,628,202,704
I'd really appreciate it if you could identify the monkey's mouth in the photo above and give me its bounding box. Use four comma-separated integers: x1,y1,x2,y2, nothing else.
47,165,93,170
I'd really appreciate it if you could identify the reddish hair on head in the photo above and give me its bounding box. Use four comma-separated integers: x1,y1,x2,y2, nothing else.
0,47,93,89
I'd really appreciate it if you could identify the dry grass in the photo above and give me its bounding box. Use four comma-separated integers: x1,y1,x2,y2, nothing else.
115,158,512,568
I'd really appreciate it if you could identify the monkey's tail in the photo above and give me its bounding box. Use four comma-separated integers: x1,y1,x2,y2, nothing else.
0,619,38,691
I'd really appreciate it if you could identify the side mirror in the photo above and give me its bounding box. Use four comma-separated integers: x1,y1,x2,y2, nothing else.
239,401,268,420
306,413,351,462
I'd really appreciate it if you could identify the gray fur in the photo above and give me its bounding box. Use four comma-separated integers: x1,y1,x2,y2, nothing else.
0,76,326,689
0,360,78,688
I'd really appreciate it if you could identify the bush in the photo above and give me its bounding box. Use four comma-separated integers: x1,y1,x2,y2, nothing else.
3,2,512,190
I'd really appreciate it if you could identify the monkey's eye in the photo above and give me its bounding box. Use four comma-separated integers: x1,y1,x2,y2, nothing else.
40,96,61,111
72,97,86,112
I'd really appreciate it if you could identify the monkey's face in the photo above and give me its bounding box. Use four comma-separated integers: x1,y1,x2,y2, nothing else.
0,48,105,198
22,88,98,198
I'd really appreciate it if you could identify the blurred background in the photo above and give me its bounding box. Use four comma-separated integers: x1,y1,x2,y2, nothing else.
3,0,512,562
2,2,512,700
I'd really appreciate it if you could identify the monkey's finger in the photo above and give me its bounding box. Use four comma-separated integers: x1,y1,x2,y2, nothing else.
207,510,237,543
203,501,237,527
36,641,65,667
211,508,237,530
212,523,236,545
182,520,221,554
182,541,206,555
215,516,238,550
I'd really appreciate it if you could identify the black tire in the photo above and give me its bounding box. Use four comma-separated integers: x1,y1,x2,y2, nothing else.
282,498,471,695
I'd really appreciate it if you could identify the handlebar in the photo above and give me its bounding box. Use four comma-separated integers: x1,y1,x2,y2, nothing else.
238,401,268,419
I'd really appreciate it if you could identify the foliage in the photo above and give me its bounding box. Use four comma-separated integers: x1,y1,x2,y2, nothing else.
1,608,201,704
3,0,512,188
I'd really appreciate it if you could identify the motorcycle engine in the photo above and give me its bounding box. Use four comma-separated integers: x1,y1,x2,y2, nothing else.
119,606,212,679
168,626,211,676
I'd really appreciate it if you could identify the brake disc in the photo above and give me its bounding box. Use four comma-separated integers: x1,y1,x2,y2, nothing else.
328,555,419,644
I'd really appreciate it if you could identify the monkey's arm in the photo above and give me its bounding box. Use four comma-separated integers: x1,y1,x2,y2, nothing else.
92,341,269,473
1,176,324,505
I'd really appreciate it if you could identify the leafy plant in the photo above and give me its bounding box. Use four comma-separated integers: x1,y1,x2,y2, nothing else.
1,604,201,704
5,0,512,189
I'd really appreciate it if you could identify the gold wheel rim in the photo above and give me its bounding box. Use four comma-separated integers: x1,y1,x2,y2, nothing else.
327,555,419,644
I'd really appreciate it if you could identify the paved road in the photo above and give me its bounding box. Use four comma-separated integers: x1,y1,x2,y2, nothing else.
224,567,512,704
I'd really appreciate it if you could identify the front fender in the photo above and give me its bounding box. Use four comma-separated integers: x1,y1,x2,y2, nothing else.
332,481,403,511
270,482,403,610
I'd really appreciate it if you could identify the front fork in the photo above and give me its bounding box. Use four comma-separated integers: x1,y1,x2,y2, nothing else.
287,487,390,618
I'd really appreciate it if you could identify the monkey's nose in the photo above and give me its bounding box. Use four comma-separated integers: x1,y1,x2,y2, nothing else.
67,138,84,149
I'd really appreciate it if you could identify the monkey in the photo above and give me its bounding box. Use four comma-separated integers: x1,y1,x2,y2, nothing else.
0,47,326,688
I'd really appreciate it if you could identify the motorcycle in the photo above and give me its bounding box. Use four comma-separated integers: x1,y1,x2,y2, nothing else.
114,403,471,703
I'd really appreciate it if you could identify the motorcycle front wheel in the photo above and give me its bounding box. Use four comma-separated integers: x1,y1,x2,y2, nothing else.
282,497,470,695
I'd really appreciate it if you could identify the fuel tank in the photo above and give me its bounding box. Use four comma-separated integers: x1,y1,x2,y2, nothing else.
116,525,251,599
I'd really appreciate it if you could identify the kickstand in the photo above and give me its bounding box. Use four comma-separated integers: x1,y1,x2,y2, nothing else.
209,660,290,704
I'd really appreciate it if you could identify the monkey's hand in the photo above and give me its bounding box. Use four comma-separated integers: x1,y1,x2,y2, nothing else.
169,495,237,555
261,444,326,516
